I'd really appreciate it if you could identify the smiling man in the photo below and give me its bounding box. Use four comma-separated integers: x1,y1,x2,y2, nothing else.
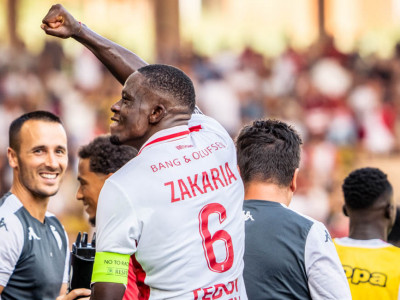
0,111,81,300
75,135,138,300
42,5,247,300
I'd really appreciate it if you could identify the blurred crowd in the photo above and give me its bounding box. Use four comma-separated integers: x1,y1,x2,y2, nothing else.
1,35,400,240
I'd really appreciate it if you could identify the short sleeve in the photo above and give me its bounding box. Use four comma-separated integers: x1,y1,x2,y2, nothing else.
305,221,351,300
95,179,140,255
0,214,24,287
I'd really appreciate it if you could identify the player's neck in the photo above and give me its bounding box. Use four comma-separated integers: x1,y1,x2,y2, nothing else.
244,182,292,206
11,183,49,223
348,221,388,241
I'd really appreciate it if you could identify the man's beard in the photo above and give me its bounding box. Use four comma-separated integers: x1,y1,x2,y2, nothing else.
110,135,122,145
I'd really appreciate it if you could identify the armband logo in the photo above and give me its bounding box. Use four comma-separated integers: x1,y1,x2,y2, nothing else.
0,217,7,231
92,252,130,284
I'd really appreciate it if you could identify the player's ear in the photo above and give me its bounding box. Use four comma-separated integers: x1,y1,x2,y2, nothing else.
290,168,299,193
7,147,18,169
385,203,394,220
149,104,166,124
342,205,349,217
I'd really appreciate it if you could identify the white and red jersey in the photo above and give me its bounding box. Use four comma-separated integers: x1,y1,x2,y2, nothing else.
96,113,247,300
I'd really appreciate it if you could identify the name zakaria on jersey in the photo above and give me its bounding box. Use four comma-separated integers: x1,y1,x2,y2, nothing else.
94,113,247,300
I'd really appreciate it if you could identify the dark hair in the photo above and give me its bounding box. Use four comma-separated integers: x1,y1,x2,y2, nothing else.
342,167,392,210
236,119,302,186
138,64,196,113
78,135,138,174
9,110,62,152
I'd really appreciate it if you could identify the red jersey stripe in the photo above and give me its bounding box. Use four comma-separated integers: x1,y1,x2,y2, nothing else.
189,125,202,132
123,256,139,300
132,254,150,300
138,130,190,155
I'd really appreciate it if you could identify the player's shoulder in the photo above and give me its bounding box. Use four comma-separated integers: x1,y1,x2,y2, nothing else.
0,209,24,240
0,193,24,235
285,206,316,228
288,209,334,244
189,112,232,139
334,237,400,252
45,211,65,229
0,192,23,215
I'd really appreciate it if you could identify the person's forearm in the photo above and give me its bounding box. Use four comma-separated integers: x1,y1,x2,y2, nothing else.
91,282,125,300
74,23,148,85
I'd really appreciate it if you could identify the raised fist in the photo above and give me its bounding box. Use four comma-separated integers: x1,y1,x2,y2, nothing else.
41,4,81,39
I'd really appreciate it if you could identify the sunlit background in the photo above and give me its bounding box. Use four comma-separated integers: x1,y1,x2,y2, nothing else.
1,0,400,243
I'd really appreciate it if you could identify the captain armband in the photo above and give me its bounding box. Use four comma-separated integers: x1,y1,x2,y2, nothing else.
91,252,130,284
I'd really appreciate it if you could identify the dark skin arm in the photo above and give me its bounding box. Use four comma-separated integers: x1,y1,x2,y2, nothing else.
90,282,126,300
42,7,139,298
41,4,148,85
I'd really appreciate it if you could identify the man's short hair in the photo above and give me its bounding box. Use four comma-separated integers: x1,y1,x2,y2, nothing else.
138,64,196,113
78,135,138,174
342,167,392,210
236,119,302,187
9,110,63,152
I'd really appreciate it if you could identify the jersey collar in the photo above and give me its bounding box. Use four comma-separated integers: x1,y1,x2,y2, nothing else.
138,125,190,155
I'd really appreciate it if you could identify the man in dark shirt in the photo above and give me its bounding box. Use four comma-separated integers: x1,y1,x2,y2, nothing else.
0,111,90,300
236,119,351,299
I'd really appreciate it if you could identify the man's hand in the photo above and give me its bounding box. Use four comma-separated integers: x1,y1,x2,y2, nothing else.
56,288,91,300
41,4,81,39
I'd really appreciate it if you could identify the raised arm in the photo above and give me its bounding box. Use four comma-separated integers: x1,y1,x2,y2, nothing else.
41,4,148,84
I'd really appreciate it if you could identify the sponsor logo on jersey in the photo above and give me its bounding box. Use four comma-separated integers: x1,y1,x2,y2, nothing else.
176,144,194,150
343,265,387,287
28,227,41,240
0,217,8,231
193,278,240,300
324,230,332,243
243,211,254,221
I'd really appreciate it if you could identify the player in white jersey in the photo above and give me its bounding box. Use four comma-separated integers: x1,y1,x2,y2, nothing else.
41,5,247,300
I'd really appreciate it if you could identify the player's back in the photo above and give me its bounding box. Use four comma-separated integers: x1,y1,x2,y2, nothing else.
334,238,400,300
96,114,246,299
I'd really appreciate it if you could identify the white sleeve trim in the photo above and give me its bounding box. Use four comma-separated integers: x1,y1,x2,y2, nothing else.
0,214,24,287
62,228,69,283
305,221,352,300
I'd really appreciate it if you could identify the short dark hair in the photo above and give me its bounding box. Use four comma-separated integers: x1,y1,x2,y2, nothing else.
342,167,392,210
236,119,303,187
9,110,62,152
138,64,196,113
78,135,138,174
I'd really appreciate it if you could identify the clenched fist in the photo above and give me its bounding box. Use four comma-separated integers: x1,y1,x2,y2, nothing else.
41,4,81,39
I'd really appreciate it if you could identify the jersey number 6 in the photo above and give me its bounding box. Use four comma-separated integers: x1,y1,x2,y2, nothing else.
198,203,234,273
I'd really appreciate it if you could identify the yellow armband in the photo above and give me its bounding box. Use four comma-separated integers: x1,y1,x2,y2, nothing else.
91,252,130,284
